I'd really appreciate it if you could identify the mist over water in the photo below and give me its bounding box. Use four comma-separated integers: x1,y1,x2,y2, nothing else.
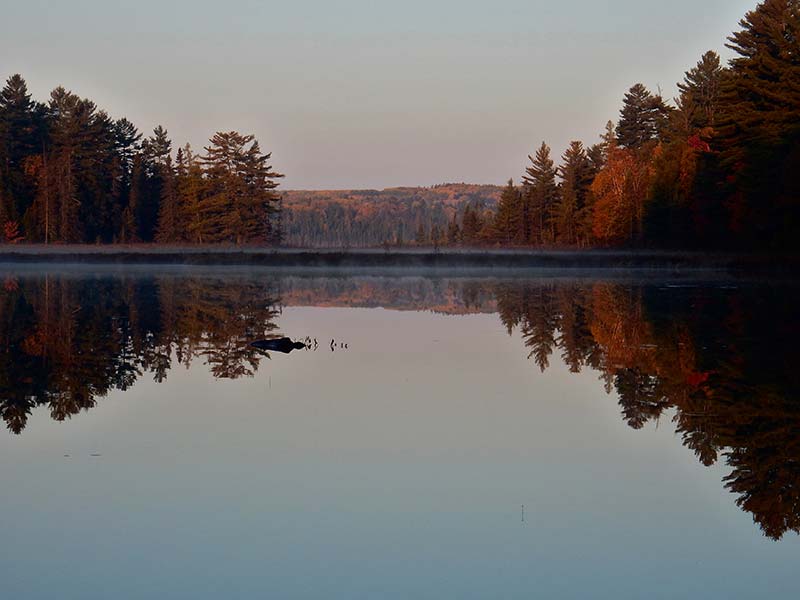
1,269,798,599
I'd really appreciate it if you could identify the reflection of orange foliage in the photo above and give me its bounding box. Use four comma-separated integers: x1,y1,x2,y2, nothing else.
3,277,19,292
588,284,654,374
499,280,800,539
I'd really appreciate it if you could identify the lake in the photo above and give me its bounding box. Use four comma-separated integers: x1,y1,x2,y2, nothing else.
1,267,798,599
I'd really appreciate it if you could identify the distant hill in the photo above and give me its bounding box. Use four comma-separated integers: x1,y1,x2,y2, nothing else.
281,184,502,248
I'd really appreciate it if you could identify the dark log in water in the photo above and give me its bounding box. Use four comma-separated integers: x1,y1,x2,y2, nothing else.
250,338,307,354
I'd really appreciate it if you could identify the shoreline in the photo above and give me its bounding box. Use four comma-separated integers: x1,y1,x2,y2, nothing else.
0,245,796,274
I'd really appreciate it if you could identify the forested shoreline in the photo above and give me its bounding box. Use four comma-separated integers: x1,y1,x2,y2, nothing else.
1,0,798,251
0,82,283,245
433,0,799,252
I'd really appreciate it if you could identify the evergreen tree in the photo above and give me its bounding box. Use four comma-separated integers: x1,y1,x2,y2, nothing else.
0,74,44,226
461,205,482,245
120,155,143,243
493,179,523,244
139,126,172,241
645,51,724,247
243,140,283,243
523,142,559,244
716,0,800,247
556,142,593,245
201,132,283,244
616,84,671,149
676,51,723,132
179,144,206,243
155,155,179,242
110,118,142,240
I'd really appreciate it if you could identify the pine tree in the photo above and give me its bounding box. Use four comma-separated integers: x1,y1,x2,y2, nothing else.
556,142,593,245
179,144,206,244
677,51,723,132
139,126,172,241
0,74,43,224
523,142,559,244
616,84,671,149
461,205,482,245
120,155,143,243
201,132,283,244
242,140,283,243
110,118,142,239
715,0,800,247
155,155,178,242
493,179,523,244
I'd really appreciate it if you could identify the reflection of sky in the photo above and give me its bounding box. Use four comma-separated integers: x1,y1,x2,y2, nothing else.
1,306,798,599
1,0,756,188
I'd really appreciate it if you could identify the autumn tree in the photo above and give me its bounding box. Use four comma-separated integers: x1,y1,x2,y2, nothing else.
591,141,653,245
447,213,461,245
415,222,427,245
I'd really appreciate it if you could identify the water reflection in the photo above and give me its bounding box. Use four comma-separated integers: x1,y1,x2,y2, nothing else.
0,274,281,435
1,272,798,540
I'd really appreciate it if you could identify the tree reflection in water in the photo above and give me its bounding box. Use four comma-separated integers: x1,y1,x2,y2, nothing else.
1,274,798,540
494,280,800,541
0,274,280,435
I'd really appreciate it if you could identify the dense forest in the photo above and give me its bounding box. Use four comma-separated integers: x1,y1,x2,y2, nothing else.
0,80,283,244
282,185,500,247
1,273,797,539
488,0,800,251
283,0,799,251
1,0,798,251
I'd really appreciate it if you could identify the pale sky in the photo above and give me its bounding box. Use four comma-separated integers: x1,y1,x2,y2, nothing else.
1,0,755,189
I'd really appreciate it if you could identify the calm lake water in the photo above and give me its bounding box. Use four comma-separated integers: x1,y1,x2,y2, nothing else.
1,268,798,599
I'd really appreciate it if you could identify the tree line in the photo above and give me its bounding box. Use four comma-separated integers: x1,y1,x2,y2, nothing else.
486,0,800,251
0,80,283,244
2,0,796,251
291,0,799,252
281,185,499,248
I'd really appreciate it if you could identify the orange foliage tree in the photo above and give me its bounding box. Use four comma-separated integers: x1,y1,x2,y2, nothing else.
590,145,653,245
